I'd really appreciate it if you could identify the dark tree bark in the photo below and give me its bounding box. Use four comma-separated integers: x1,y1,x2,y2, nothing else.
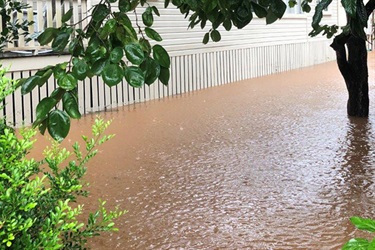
330,1,375,117
331,35,369,117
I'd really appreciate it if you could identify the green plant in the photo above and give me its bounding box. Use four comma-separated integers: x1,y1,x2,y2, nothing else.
0,65,15,135
0,117,125,249
343,216,375,249
0,68,126,249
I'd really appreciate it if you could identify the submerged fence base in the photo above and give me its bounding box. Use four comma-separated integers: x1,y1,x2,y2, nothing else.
2,40,335,127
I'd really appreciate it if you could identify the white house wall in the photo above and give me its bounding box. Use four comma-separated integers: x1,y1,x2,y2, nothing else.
2,0,340,127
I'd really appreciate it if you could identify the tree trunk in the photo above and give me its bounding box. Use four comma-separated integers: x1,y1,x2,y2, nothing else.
345,37,369,117
331,36,369,117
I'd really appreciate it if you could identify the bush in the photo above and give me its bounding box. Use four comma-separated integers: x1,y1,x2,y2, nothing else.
342,217,375,249
0,66,126,249
0,118,126,249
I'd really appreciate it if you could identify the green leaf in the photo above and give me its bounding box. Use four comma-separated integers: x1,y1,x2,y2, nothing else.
125,43,145,65
53,62,68,79
270,0,287,18
39,118,48,135
38,68,53,86
152,45,170,68
50,87,66,100
142,8,154,27
350,217,375,232
140,38,152,54
158,66,170,86
210,30,221,42
48,110,70,142
21,76,41,95
251,2,268,18
91,59,108,75
52,32,70,52
302,2,311,12
266,11,279,24
72,59,88,80
57,73,78,90
110,47,124,63
102,64,123,87
341,0,357,18
37,27,58,45
145,27,162,42
92,4,110,22
152,6,160,16
312,0,333,28
62,8,73,23
223,19,232,31
63,92,81,119
124,66,144,88
203,32,210,44
36,97,58,122
356,0,367,26
140,57,160,85
342,238,369,250
165,0,170,8
119,0,131,12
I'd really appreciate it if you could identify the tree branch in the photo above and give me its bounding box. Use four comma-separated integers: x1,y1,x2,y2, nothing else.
330,35,354,90
366,0,375,16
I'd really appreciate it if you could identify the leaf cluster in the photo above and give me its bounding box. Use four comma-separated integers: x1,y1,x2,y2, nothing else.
0,0,33,51
166,0,288,44
343,216,375,249
0,117,124,249
0,72,125,249
17,0,171,141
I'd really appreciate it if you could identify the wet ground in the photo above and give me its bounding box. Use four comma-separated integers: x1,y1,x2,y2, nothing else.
31,52,375,249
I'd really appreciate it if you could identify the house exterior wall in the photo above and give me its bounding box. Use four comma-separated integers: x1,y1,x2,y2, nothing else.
2,0,340,127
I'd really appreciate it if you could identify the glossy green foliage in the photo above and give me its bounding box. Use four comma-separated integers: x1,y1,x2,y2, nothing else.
167,0,288,44
343,217,375,250
0,0,33,51
15,0,171,140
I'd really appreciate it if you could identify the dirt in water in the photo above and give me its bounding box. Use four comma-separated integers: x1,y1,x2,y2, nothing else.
29,53,375,249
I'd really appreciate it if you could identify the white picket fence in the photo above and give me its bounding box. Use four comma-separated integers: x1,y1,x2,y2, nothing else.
0,0,88,53
1,39,336,127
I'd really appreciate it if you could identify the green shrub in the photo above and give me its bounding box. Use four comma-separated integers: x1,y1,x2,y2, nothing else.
0,66,15,135
0,118,126,249
342,216,375,249
0,66,126,249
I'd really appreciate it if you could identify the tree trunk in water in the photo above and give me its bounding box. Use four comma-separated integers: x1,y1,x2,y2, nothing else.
331,36,369,117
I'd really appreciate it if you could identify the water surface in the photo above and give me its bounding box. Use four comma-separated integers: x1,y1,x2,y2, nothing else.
32,53,375,249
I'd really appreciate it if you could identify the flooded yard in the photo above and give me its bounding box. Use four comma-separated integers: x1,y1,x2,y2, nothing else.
31,53,375,249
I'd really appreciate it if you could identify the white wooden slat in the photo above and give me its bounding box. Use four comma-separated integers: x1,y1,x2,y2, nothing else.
45,0,53,28
170,57,177,95
120,80,127,105
144,83,150,102
26,1,36,48
187,55,195,92
127,85,135,105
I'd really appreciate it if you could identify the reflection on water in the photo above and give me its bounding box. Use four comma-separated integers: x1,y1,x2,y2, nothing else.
31,54,375,249
334,118,375,225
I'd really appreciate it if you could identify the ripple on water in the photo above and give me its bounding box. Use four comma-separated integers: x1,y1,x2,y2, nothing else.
83,56,375,249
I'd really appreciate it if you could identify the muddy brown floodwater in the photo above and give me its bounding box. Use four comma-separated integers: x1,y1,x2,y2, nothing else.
29,53,375,250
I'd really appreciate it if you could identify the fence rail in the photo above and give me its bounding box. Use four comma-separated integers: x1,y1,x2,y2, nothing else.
0,0,88,53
